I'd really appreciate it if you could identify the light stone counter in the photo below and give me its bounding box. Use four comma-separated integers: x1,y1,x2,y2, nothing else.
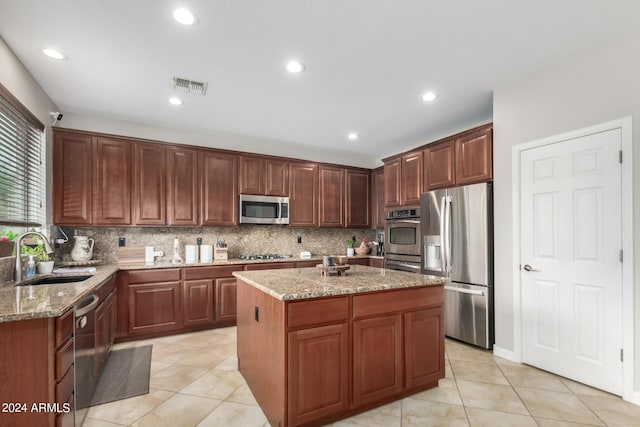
0,265,119,322
233,264,447,301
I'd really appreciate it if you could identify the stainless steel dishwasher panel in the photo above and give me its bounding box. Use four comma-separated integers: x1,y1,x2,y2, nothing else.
444,282,492,349
74,293,100,426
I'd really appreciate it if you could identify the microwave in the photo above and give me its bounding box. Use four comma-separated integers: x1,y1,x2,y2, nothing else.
239,194,290,225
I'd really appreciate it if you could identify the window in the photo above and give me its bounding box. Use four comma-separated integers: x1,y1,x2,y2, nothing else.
0,84,45,228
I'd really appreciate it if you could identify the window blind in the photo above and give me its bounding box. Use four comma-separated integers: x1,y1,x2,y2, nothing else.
0,90,45,227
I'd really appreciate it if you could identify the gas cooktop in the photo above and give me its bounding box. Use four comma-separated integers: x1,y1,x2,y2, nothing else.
239,254,292,260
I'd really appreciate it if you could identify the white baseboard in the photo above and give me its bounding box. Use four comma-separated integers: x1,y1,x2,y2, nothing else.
492,345,520,363
624,390,640,406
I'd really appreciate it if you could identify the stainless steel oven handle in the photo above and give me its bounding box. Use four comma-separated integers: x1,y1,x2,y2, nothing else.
444,285,485,296
75,294,99,318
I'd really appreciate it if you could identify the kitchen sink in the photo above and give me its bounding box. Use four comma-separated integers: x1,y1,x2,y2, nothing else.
17,275,93,286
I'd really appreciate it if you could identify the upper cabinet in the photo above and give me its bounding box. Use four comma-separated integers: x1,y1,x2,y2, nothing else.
455,126,493,185
201,151,238,226
289,163,318,227
383,152,422,208
53,131,93,225
239,155,289,197
133,143,166,225
371,167,385,229
383,157,401,208
345,169,370,229
423,139,455,191
319,166,345,227
166,147,199,226
92,137,132,225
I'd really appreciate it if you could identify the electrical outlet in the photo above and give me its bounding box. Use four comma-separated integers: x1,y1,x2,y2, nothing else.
196,237,203,245
352,236,356,242
118,237,126,247
297,236,302,244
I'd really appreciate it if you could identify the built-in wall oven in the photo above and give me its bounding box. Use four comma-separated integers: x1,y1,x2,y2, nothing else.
384,207,421,273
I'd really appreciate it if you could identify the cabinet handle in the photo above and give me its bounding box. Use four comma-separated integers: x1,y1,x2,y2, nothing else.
254,305,259,322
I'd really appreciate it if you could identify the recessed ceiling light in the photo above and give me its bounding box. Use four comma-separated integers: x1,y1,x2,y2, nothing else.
173,8,196,25
42,48,66,60
168,97,184,105
286,61,305,74
422,91,437,102
347,133,359,141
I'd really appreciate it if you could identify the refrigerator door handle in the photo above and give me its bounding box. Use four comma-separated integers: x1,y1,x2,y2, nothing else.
444,285,486,296
444,195,452,273
439,196,447,272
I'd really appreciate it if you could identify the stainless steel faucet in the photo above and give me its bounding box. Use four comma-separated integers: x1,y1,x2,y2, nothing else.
14,231,54,282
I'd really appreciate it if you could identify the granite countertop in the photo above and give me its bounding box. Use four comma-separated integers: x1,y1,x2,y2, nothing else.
0,265,119,323
233,264,447,301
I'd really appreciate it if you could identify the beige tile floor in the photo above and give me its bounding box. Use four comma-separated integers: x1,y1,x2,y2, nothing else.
84,328,640,427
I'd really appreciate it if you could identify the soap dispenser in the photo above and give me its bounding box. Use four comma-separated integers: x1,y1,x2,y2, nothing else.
26,255,36,278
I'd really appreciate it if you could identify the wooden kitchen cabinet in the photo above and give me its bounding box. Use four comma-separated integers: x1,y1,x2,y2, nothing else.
345,169,370,228
245,262,296,270
424,139,455,191
456,126,493,185
265,158,289,196
289,162,319,227
383,157,401,208
369,258,384,268
215,277,238,322
167,147,199,225
201,151,238,226
134,143,166,224
400,151,423,206
319,165,345,227
183,279,215,326
53,130,93,225
371,167,385,229
92,137,132,225
239,155,289,197
126,269,183,335
404,307,445,388
288,323,350,425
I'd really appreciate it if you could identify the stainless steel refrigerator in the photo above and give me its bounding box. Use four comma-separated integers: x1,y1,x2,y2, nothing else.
420,182,493,349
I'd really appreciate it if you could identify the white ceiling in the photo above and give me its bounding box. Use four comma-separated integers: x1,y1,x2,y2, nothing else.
1,0,639,165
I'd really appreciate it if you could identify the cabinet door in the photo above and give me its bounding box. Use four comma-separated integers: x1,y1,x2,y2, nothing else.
93,137,132,225
128,282,182,335
369,258,384,268
201,151,238,226
265,159,289,196
346,169,370,228
53,131,92,225
183,279,214,326
405,307,445,388
167,147,199,225
239,155,264,195
319,166,345,227
401,151,423,206
455,127,493,185
383,158,401,207
215,278,237,322
348,258,369,266
289,163,318,227
288,323,349,425
353,314,403,406
371,168,385,229
109,289,117,348
424,139,455,191
134,143,166,224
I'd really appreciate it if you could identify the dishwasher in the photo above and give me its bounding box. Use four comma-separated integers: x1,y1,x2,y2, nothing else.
74,293,100,426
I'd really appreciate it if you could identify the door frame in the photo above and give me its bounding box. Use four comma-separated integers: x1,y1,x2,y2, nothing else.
510,116,635,403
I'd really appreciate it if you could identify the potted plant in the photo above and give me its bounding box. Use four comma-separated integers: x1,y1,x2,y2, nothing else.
22,243,55,274
346,238,355,257
0,230,16,257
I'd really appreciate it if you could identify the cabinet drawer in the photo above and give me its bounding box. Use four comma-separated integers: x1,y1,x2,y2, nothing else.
56,394,74,427
128,268,180,283
245,262,295,271
55,309,74,349
288,296,349,329
183,265,243,280
55,338,74,381
56,363,74,404
353,286,443,319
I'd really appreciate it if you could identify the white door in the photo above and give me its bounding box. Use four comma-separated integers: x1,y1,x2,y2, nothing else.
520,128,622,394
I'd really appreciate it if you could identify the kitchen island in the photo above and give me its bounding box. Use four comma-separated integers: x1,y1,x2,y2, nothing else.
233,264,447,427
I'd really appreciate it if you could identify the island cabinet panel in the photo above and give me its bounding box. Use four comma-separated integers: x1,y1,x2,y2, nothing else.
352,314,403,406
183,279,215,326
167,147,199,225
383,157,401,207
455,126,493,185
288,323,350,425
134,143,166,224
287,296,349,329
404,307,445,388
345,169,370,228
128,281,183,335
215,277,238,322
319,166,345,227
92,137,132,225
53,131,93,225
201,151,238,226
353,286,443,319
423,139,455,191
371,167,385,229
289,162,319,227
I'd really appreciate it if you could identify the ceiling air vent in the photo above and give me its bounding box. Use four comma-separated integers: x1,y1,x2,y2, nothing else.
172,77,208,95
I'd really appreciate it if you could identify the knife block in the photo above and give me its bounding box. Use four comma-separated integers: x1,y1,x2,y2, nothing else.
214,246,228,260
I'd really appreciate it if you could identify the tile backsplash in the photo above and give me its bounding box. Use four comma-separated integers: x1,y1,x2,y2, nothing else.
52,225,378,264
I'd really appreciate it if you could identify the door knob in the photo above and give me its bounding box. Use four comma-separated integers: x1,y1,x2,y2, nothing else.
523,264,539,272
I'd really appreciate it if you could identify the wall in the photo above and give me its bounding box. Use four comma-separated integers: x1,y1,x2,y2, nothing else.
0,37,59,224
53,226,377,265
493,34,640,393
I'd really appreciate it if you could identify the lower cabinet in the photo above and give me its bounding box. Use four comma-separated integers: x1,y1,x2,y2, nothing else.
128,281,183,335
183,279,215,326
288,323,349,426
404,307,445,388
215,278,237,322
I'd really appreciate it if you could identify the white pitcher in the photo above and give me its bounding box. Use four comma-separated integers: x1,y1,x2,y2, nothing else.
71,235,94,261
